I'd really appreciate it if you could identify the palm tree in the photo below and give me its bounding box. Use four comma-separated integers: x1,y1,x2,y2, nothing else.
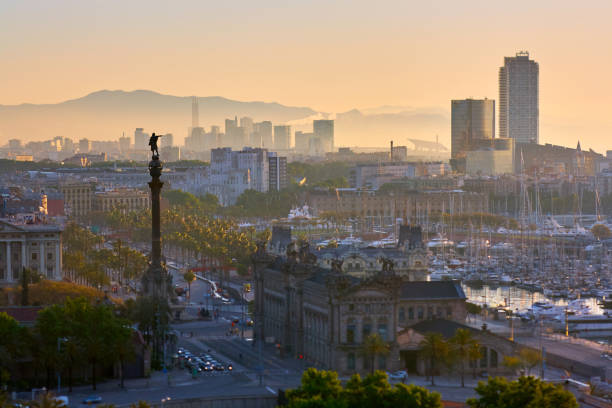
450,328,479,387
419,332,449,386
183,271,196,302
31,392,66,408
360,333,389,374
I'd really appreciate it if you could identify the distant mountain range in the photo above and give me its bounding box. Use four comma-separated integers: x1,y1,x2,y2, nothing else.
0,90,449,148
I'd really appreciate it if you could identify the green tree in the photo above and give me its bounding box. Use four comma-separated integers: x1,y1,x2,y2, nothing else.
468,342,483,379
466,376,578,408
285,368,344,407
518,348,542,376
0,312,27,388
360,333,390,375
419,332,449,386
502,356,522,375
284,369,442,408
450,328,479,387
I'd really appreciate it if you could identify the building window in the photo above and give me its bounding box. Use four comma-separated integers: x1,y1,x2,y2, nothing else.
399,307,405,323
346,319,356,344
417,307,424,320
408,307,414,320
32,253,37,260
362,318,372,339
480,347,488,368
427,306,433,320
436,307,443,318
446,306,452,317
348,304,355,312
347,353,355,370
489,349,498,368
47,252,53,260
378,355,386,370
377,318,387,341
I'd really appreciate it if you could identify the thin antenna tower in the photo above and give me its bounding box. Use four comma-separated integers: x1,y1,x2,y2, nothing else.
192,96,199,128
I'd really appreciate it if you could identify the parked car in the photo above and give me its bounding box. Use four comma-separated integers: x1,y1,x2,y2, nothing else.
82,395,102,405
387,370,408,381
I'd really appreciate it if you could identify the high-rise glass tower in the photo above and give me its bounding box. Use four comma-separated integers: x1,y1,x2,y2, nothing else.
451,98,495,160
499,51,539,144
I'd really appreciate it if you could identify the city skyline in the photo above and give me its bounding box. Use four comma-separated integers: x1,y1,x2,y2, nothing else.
2,1,612,151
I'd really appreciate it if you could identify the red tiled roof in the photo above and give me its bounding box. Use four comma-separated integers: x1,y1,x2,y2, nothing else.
442,402,468,408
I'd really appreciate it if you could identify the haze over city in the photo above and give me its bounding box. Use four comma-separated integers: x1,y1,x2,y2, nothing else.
2,0,612,150
2,2,612,408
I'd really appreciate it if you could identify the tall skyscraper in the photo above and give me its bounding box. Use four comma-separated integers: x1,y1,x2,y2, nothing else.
451,98,495,161
274,125,291,150
163,133,174,147
240,117,254,137
134,128,149,150
499,51,539,144
268,153,288,191
294,131,313,153
78,138,91,153
254,121,273,148
313,120,334,152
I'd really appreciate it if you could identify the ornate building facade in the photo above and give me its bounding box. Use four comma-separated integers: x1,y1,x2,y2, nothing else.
0,220,62,286
253,241,468,375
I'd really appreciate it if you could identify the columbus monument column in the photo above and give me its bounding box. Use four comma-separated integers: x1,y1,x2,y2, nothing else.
142,133,170,297
141,133,171,368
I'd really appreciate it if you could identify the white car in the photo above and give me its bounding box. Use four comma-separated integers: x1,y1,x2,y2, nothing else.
387,370,408,381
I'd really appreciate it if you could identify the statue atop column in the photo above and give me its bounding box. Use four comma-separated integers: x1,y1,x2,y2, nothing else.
149,133,162,158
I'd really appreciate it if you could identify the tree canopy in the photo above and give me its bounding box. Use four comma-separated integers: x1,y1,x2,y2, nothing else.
466,376,578,408
283,368,442,408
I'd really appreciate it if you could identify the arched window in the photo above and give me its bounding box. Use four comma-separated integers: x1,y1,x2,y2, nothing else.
489,349,498,368
399,307,405,322
362,318,372,339
480,347,488,368
347,352,355,370
346,318,356,344
377,318,388,341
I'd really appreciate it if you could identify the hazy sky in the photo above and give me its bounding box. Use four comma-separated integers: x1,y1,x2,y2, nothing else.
1,0,612,150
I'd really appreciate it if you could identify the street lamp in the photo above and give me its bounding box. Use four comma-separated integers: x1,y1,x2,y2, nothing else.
506,309,517,341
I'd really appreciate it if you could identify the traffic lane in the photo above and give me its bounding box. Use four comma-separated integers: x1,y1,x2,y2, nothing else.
69,376,256,407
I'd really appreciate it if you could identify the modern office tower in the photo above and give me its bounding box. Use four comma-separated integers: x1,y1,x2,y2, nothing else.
119,135,131,152
8,139,22,150
268,153,288,191
254,121,273,148
134,128,149,150
451,98,495,162
313,119,334,152
224,117,247,149
274,125,291,150
225,117,238,134
499,51,539,144
163,133,174,147
208,126,221,150
78,138,91,153
295,131,313,153
62,138,75,154
240,117,254,138
208,147,271,205
185,127,205,151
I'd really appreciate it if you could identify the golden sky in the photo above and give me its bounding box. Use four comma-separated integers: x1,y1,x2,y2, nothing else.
1,0,612,151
